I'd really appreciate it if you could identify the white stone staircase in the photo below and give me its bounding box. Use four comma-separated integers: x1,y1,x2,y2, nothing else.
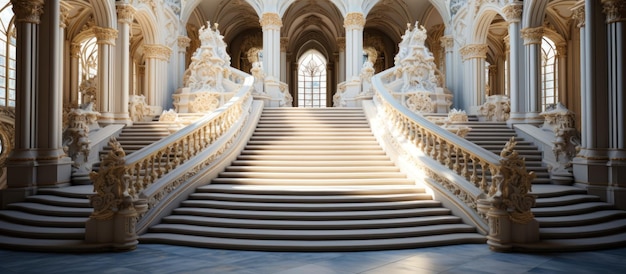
139,108,486,251
0,120,184,251
457,120,626,251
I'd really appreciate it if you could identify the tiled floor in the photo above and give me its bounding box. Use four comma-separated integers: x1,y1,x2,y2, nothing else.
1,244,625,274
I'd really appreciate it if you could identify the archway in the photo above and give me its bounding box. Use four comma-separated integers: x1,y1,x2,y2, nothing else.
297,50,327,108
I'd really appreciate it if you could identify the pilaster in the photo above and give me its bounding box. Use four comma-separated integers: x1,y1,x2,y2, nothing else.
114,3,135,125
460,44,488,114
143,44,172,114
344,12,365,81
93,26,118,123
337,37,346,82
440,35,454,94
177,36,191,88
503,2,526,126
280,37,288,82
260,12,282,80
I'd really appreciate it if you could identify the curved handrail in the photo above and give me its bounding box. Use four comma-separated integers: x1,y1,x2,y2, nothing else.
372,67,501,197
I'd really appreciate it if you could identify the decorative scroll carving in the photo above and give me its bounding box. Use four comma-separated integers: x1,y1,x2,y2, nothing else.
143,44,172,61
159,109,178,122
178,36,191,50
344,12,365,30
502,3,523,23
129,95,151,122
521,27,544,45
93,27,118,46
459,44,488,61
479,95,510,122
89,138,129,220
406,92,434,113
260,12,282,29
11,0,44,24
540,103,580,183
79,76,98,111
63,105,101,181
602,0,626,23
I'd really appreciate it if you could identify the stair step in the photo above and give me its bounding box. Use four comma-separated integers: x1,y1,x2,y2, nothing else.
535,194,601,207
539,219,626,239
230,159,396,167
0,210,87,228
7,202,92,217
239,149,387,156
243,144,383,150
235,155,391,161
224,165,400,173
218,171,407,180
0,219,84,239
196,184,425,195
180,199,439,211
188,192,432,203
532,202,615,217
535,210,626,227
25,195,91,208
210,177,415,186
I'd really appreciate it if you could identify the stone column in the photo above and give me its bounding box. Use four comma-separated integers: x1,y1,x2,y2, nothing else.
93,26,118,123
177,36,191,88
488,65,497,96
555,43,568,105
440,35,454,93
344,12,365,81
504,34,511,96
69,43,81,105
260,12,281,81
602,0,626,208
137,64,145,96
503,2,525,125
143,44,172,113
459,44,488,114
337,37,346,83
521,26,544,124
60,4,70,106
280,37,288,82
114,3,134,125
572,1,587,147
5,0,45,195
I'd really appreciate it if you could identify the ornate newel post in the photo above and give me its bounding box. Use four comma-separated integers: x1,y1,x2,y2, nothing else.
63,104,101,184
540,103,580,185
86,138,146,250
478,138,539,252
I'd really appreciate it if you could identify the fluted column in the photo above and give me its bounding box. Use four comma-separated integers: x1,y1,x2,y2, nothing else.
344,12,365,81
556,43,568,105
572,1,587,148
337,37,346,82
503,2,525,125
440,35,454,93
280,37,288,82
5,0,45,191
114,3,134,125
69,43,81,105
521,26,544,124
488,65,497,96
137,64,145,96
93,26,118,122
260,12,281,81
177,36,191,88
143,44,172,112
460,44,488,114
60,4,70,106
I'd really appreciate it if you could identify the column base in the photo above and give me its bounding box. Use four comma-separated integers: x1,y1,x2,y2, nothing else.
36,156,73,188
507,112,527,127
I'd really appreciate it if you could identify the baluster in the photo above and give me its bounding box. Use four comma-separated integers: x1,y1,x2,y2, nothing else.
453,146,460,173
461,152,469,179
470,156,479,187
480,161,488,192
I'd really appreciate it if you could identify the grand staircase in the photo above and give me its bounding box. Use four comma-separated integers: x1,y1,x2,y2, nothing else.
139,108,486,251
459,121,626,251
0,120,179,251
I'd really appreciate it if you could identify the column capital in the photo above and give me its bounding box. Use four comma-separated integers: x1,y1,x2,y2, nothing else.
143,44,172,61
336,37,346,51
116,4,136,25
571,1,586,28
502,2,523,23
280,37,289,52
11,0,44,24
70,43,81,58
459,44,488,61
344,12,365,31
177,36,191,49
60,4,71,28
520,27,544,45
556,43,567,57
93,27,118,45
440,35,454,52
602,0,626,23
260,12,282,30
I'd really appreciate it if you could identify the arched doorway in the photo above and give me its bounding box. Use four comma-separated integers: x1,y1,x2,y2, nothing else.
297,50,327,108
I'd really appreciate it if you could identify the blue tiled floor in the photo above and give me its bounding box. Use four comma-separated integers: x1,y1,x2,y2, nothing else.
1,244,625,274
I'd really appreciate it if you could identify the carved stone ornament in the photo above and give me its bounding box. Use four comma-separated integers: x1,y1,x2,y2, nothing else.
63,105,101,176
117,4,135,25
11,0,44,24
479,95,510,122
440,36,454,51
336,37,346,51
129,95,151,122
502,3,523,23
406,92,435,113
178,36,191,49
344,12,365,30
602,0,626,23
280,37,289,52
159,109,178,122
540,103,580,178
492,137,537,224
571,2,585,28
89,137,129,220
520,27,544,45
260,12,282,29
190,93,221,113
0,107,15,179
143,44,172,61
459,44,488,61
93,27,119,46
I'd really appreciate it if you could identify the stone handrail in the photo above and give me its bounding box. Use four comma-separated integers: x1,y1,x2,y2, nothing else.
87,68,254,249
372,67,538,251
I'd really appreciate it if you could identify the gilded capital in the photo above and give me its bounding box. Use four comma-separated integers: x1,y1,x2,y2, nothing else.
260,13,282,30
556,44,567,57
602,0,626,24
336,37,345,51
143,44,172,61
521,27,544,45
117,4,135,25
344,12,365,30
440,36,454,52
93,27,118,45
11,0,44,24
502,3,523,23
60,5,70,28
70,43,81,58
178,36,191,49
459,44,488,61
280,37,289,52
571,1,585,28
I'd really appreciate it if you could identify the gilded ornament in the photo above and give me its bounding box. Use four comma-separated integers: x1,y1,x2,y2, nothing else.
93,27,119,46
344,12,365,30
11,0,44,24
602,0,626,23
520,27,543,45
459,44,488,61
502,3,523,23
260,13,282,29
117,4,135,25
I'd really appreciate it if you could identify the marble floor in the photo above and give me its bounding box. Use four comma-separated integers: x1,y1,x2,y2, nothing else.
1,244,625,274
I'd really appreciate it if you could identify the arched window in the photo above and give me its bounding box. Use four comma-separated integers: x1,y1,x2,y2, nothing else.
0,2,15,107
298,50,327,108
77,37,98,105
541,37,557,111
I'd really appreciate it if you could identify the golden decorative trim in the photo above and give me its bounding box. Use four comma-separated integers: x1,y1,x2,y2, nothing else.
260,12,282,29
459,44,488,61
143,44,172,61
117,4,135,25
93,27,118,46
440,36,454,51
177,36,191,49
502,3,523,23
344,12,365,30
11,0,44,24
571,1,586,28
